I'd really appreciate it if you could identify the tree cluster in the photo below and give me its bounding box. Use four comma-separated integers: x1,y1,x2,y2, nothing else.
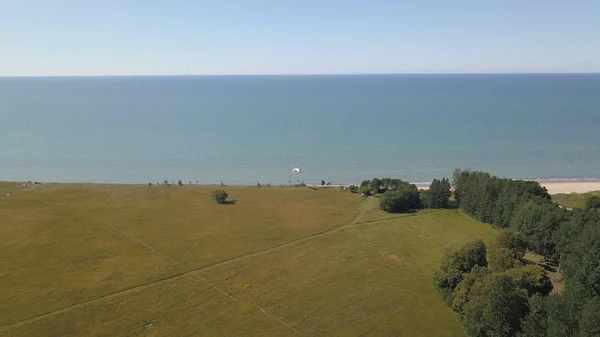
357,178,422,213
434,236,552,337
447,169,600,337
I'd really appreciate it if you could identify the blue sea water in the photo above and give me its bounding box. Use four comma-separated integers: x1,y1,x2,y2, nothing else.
1,74,599,185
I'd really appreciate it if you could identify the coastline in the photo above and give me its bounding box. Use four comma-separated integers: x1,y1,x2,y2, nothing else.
413,180,600,195
3,179,600,195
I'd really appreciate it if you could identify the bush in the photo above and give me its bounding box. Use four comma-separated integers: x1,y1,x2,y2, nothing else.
379,186,421,213
585,195,600,210
212,190,229,204
348,185,358,193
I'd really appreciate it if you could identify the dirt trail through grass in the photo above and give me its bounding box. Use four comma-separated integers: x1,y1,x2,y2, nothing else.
0,193,376,334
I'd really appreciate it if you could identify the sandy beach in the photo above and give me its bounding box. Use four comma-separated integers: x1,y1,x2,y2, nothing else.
539,181,600,194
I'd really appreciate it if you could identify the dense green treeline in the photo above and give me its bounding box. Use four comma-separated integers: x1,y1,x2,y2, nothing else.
436,169,600,337
352,177,452,213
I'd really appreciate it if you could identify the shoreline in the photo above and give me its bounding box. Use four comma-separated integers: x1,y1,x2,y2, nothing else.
412,180,600,195
4,179,600,195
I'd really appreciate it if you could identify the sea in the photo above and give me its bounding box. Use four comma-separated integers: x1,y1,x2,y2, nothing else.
1,74,599,186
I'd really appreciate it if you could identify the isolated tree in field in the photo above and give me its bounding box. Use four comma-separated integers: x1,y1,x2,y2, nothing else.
178,179,183,186
212,190,229,204
321,180,325,186
428,177,451,208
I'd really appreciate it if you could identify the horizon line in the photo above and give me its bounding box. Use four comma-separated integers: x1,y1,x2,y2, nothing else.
1,71,599,78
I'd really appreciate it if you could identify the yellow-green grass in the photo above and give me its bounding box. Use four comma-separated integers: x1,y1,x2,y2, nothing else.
1,183,496,336
551,190,600,209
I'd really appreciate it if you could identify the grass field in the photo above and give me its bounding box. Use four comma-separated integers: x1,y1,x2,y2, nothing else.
551,190,600,209
0,182,496,336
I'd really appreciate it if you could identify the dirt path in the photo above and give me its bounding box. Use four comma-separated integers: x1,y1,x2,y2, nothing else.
0,196,375,334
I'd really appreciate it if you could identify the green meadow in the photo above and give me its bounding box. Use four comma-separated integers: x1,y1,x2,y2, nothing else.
1,182,497,336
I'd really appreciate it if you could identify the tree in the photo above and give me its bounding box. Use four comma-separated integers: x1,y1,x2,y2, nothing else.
585,195,600,210
497,230,528,260
434,240,488,296
505,264,553,297
371,178,383,194
451,266,489,312
428,177,452,208
579,296,600,337
359,185,371,196
178,179,183,186
489,247,522,272
463,274,528,337
512,200,567,260
211,190,229,204
517,294,548,337
348,185,358,193
321,180,325,186
379,187,420,213
163,180,168,185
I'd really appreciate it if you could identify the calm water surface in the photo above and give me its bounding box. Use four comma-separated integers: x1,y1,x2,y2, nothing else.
1,74,599,185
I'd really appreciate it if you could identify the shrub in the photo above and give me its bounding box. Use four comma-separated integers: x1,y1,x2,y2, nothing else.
348,185,358,193
212,190,229,204
379,187,421,213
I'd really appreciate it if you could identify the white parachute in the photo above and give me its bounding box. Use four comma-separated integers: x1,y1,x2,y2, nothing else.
292,168,302,173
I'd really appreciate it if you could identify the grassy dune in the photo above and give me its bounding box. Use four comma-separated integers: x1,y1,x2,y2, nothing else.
1,182,496,336
551,190,600,209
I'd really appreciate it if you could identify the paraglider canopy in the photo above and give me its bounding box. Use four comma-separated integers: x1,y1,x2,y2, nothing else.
292,168,302,173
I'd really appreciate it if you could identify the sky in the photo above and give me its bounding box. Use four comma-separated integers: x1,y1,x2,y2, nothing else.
1,0,599,76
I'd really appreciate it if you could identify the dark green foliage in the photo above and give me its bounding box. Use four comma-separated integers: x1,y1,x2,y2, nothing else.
462,274,529,337
434,240,488,295
379,187,421,213
178,180,183,186
371,178,383,194
321,180,325,186
512,200,568,260
579,296,600,337
484,275,529,337
558,209,600,298
359,186,371,196
497,230,528,260
546,288,586,337
518,294,548,337
448,169,600,337
451,266,489,312
585,195,600,210
452,169,550,227
419,189,429,208
348,185,358,193
211,189,228,204
489,247,522,272
428,177,452,208
505,265,553,297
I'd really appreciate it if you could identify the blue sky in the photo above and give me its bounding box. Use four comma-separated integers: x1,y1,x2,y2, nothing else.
1,0,599,76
